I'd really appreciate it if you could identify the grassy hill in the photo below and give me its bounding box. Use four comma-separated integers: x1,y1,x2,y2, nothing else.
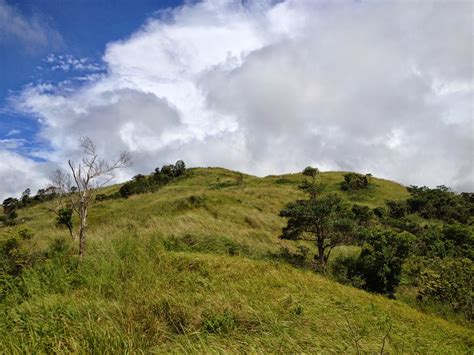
1,168,472,353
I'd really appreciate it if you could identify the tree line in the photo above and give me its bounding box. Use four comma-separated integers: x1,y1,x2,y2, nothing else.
279,167,473,319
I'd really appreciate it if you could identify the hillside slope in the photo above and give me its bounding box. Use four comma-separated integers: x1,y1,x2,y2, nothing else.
1,168,472,353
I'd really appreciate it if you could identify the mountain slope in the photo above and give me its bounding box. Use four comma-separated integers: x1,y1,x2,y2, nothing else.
1,168,472,353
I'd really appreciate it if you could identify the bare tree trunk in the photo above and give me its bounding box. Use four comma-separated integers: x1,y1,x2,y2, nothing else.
79,200,88,258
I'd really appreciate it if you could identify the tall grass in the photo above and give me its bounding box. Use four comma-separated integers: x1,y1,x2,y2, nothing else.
0,168,471,352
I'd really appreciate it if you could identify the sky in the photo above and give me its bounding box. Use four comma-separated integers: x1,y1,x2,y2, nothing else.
0,0,472,200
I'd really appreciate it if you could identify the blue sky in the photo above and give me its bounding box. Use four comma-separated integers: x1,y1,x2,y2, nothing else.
0,0,472,199
1,0,182,158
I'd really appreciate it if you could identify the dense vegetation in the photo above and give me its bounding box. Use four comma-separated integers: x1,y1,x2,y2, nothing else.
0,167,472,352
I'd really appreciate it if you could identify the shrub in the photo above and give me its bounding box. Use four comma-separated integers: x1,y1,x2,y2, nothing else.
119,160,187,198
55,208,73,236
330,254,360,285
355,230,415,296
351,205,373,225
416,258,473,320
373,207,386,219
386,200,407,218
407,185,473,223
340,173,369,191
333,230,415,297
415,224,473,260
0,238,28,277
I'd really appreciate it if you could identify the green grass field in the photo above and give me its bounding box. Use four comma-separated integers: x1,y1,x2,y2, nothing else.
1,168,472,353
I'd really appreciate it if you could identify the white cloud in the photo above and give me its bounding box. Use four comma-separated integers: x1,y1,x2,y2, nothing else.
6,0,474,200
43,54,105,72
0,0,63,50
0,138,25,150
0,150,49,199
6,129,21,136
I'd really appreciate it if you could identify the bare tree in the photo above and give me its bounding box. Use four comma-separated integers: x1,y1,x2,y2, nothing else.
52,137,131,257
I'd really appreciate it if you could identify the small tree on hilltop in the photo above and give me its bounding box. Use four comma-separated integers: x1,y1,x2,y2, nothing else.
173,160,186,177
51,137,131,258
300,166,321,199
21,188,31,207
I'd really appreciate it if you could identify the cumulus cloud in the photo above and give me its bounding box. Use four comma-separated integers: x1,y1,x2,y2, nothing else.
5,0,473,200
0,0,63,50
0,150,49,199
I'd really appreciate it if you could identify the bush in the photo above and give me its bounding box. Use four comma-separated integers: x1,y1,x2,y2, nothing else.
340,173,369,191
413,224,473,260
416,258,473,320
332,230,415,297
407,185,473,223
119,160,187,198
351,205,373,225
330,254,361,286
356,230,415,296
386,200,407,219
0,238,28,277
373,207,386,219
56,208,73,232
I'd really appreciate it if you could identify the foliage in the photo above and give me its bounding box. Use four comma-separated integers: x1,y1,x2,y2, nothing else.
20,188,31,207
56,208,74,238
385,200,407,218
414,224,473,260
173,160,186,177
412,257,473,320
340,173,369,192
335,230,415,296
0,237,27,278
351,205,373,226
119,160,187,198
407,185,473,224
2,197,19,224
280,193,355,266
0,168,472,352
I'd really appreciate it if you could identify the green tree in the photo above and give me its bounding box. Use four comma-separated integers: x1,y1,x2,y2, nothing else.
280,169,354,268
20,188,31,207
173,160,186,177
300,166,321,199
